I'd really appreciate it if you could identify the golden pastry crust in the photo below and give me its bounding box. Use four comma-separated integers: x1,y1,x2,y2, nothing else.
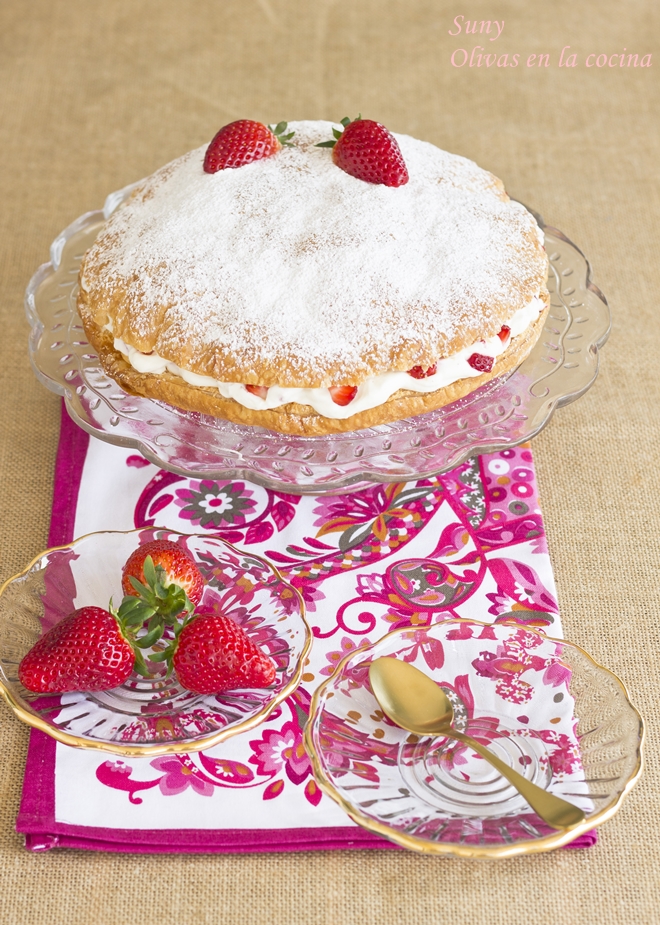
78,234,548,388
81,299,549,435
77,122,549,389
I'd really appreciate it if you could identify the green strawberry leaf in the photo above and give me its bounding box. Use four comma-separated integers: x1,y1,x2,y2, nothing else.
142,555,158,588
132,648,151,677
316,115,362,149
124,609,157,628
147,613,161,632
119,597,147,616
147,651,170,662
269,122,295,146
116,595,157,627
128,575,152,599
135,624,165,649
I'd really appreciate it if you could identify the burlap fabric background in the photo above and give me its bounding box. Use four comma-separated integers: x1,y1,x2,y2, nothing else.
0,2,658,922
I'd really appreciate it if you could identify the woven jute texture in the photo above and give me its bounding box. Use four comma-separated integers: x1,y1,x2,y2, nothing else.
0,1,658,923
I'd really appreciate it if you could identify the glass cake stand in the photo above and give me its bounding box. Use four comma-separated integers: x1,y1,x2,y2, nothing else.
26,184,610,494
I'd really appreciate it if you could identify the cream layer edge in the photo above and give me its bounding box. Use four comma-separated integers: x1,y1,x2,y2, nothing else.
104,294,545,420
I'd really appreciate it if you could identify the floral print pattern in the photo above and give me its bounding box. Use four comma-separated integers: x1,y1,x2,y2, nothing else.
472,627,561,704
98,446,565,812
175,480,257,529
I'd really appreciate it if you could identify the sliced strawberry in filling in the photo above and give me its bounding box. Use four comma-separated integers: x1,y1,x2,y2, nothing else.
467,353,494,373
329,385,358,406
497,325,511,343
245,384,269,399
408,363,437,379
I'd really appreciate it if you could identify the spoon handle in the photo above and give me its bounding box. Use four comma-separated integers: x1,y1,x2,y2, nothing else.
447,729,585,829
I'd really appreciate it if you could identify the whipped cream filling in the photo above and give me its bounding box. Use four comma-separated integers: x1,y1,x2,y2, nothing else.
109,295,545,419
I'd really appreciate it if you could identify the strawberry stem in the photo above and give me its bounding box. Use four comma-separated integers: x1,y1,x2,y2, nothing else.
132,648,151,677
110,555,197,678
146,608,196,679
125,555,194,625
315,115,362,148
269,121,295,146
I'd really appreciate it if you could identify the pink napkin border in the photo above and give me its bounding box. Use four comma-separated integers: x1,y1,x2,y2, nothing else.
15,402,597,852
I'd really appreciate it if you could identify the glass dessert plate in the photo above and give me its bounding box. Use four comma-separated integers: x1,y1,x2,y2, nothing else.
304,620,643,858
26,184,610,494
0,529,311,757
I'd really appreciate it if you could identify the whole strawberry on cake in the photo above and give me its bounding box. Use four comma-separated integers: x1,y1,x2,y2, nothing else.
77,117,549,435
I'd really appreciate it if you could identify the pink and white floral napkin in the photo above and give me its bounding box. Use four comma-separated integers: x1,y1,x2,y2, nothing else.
16,404,596,852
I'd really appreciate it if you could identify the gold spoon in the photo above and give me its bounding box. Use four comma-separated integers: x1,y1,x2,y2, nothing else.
369,656,585,830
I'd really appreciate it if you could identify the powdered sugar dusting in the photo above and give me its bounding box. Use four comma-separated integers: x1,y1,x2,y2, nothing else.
81,121,547,386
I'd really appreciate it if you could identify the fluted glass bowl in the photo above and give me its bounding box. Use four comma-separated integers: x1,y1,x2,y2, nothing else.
304,620,643,858
26,186,610,493
0,529,311,756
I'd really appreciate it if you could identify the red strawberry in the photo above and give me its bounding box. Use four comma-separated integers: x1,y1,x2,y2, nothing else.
497,325,511,343
467,353,494,373
18,606,137,693
122,540,204,606
245,384,269,399
317,117,408,187
328,385,358,406
171,613,276,695
203,120,294,173
408,363,437,379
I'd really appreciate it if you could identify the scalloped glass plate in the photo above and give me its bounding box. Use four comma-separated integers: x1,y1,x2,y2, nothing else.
0,529,311,757
304,620,643,858
26,185,610,494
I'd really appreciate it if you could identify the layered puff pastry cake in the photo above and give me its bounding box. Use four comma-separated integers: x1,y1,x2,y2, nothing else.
77,119,549,436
